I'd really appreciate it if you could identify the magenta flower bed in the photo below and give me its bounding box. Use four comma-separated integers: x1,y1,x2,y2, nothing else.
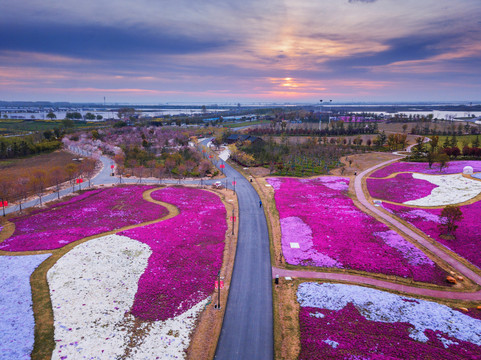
371,160,481,178
383,201,481,269
297,283,481,360
366,173,438,203
268,177,447,284
0,186,167,251
299,304,480,359
120,187,226,321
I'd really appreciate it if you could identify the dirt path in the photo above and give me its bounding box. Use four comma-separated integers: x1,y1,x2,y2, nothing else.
272,267,481,301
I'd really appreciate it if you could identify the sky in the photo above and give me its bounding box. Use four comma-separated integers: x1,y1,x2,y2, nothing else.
1,0,480,104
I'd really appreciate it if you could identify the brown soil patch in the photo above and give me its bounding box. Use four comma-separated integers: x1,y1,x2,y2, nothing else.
273,278,301,360
254,176,283,266
246,166,271,178
331,152,402,176
0,150,95,179
0,150,98,205
0,220,14,242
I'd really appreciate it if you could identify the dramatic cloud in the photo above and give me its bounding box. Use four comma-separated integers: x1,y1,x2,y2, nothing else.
0,0,480,102
0,23,232,59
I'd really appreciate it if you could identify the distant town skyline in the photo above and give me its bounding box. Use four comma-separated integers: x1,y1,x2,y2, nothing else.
1,0,480,103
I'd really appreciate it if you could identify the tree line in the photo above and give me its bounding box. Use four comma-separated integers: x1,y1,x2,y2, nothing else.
0,160,96,212
410,135,481,168
247,122,378,137
0,137,62,159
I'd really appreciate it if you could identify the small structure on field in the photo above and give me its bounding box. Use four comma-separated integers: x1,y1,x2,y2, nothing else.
463,166,474,175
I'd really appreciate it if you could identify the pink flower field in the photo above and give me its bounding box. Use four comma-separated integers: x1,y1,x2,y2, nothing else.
383,201,481,269
370,160,481,178
268,177,447,284
120,186,227,321
0,185,167,251
297,283,481,360
366,173,438,203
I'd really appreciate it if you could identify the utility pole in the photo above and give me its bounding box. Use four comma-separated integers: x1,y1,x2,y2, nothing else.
1,199,6,217
217,271,221,309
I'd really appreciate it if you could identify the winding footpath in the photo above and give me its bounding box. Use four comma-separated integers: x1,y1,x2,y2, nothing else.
272,156,481,301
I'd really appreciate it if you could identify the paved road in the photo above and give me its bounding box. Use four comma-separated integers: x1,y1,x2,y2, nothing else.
198,139,273,359
214,162,273,360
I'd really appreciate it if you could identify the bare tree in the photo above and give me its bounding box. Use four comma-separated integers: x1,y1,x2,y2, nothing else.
117,164,125,184
156,164,166,185
50,167,66,199
0,175,11,216
177,164,187,184
15,176,30,212
80,160,96,188
147,160,156,178
31,169,48,206
135,166,145,184
184,160,196,176
437,153,450,171
66,163,79,189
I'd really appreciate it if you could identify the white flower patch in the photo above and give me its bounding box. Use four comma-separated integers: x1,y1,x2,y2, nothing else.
48,234,152,359
404,173,481,206
0,254,51,360
128,297,209,359
373,230,434,266
323,339,339,348
402,209,441,224
48,234,208,359
297,283,481,346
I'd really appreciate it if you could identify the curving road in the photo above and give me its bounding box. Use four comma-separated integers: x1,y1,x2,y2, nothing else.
213,162,273,360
